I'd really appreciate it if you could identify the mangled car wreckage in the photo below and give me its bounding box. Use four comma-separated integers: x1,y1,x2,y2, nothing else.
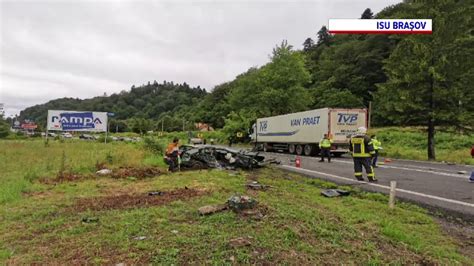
179,145,279,170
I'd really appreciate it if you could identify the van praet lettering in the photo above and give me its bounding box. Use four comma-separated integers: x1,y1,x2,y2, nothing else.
290,116,320,127
377,21,427,31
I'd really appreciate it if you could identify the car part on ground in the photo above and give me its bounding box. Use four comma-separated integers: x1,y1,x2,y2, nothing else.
321,189,350,198
179,145,280,170
227,195,258,211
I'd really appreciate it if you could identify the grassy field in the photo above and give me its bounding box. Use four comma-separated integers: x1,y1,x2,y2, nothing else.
0,139,472,264
368,127,474,165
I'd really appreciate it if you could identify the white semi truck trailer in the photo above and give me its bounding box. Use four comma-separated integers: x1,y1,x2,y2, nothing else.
251,108,368,157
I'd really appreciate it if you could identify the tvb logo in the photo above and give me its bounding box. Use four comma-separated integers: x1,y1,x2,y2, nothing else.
259,121,268,132
337,113,358,124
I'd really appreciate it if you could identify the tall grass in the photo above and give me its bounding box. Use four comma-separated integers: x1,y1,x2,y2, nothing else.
0,139,146,203
370,127,474,165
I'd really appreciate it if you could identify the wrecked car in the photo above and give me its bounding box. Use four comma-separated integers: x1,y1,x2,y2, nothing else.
179,145,279,170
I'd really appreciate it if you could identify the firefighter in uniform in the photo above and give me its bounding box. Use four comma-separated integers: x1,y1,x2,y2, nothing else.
349,127,377,182
370,135,382,167
319,133,333,163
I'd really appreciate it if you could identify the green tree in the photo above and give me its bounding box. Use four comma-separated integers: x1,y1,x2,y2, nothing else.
0,117,10,138
316,26,332,47
303,38,315,51
361,8,373,19
375,0,474,160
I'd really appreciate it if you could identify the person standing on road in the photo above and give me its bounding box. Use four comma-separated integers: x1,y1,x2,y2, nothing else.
319,133,333,163
349,127,377,182
370,135,382,167
471,144,474,158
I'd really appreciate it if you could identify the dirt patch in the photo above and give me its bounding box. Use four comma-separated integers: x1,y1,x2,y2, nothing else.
39,166,163,184
436,217,474,260
40,172,92,184
109,166,162,179
72,188,208,211
237,205,270,221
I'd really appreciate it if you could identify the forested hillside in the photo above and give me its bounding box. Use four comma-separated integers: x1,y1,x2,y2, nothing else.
16,0,473,159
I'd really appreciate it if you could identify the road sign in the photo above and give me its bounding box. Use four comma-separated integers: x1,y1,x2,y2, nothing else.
236,132,243,138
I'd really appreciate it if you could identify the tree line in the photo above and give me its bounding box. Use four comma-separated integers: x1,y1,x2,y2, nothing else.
15,0,474,160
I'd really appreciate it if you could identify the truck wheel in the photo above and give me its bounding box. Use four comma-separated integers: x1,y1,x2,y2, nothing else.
288,144,296,154
304,145,313,156
296,144,303,155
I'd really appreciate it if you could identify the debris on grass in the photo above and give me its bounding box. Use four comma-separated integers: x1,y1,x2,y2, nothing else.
228,237,253,248
72,188,207,211
148,191,164,196
246,181,270,191
227,195,258,211
96,169,112,175
198,204,228,215
321,189,350,198
133,236,147,241
81,217,99,223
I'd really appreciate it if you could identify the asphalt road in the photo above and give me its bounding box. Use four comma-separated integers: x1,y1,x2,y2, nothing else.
261,152,474,220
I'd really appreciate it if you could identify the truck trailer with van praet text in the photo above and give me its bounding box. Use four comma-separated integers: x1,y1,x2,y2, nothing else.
251,108,368,156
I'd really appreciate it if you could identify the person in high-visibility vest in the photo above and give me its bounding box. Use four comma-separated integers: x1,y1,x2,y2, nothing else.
349,127,377,182
319,133,333,163
370,135,382,167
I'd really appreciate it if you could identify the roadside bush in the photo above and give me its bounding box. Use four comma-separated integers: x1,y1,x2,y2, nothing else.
143,137,165,154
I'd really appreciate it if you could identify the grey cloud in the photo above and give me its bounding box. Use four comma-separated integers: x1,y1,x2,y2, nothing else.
0,0,400,117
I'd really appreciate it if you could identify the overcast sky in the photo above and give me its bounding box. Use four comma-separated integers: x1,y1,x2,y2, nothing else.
0,0,399,117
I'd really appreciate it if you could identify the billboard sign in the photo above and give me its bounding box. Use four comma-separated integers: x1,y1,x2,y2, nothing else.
47,110,108,132
21,122,38,130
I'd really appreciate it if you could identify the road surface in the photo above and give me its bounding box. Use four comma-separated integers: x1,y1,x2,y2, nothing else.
261,152,474,220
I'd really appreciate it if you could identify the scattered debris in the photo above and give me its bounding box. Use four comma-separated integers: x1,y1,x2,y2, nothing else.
96,169,112,175
81,217,99,223
179,145,280,170
171,230,179,234
133,236,147,241
229,237,252,248
227,195,258,211
148,191,164,196
321,189,350,198
198,204,228,215
447,162,456,165
72,188,207,211
246,181,270,191
457,170,467,174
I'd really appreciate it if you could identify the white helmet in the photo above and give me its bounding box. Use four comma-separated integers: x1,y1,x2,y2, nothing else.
357,127,367,134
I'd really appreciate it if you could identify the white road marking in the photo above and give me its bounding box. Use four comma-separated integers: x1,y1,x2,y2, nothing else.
329,159,469,179
266,152,471,179
281,165,474,209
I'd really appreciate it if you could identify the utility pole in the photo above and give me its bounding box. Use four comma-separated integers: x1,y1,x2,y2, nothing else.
368,101,372,129
182,119,185,132
161,119,164,132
